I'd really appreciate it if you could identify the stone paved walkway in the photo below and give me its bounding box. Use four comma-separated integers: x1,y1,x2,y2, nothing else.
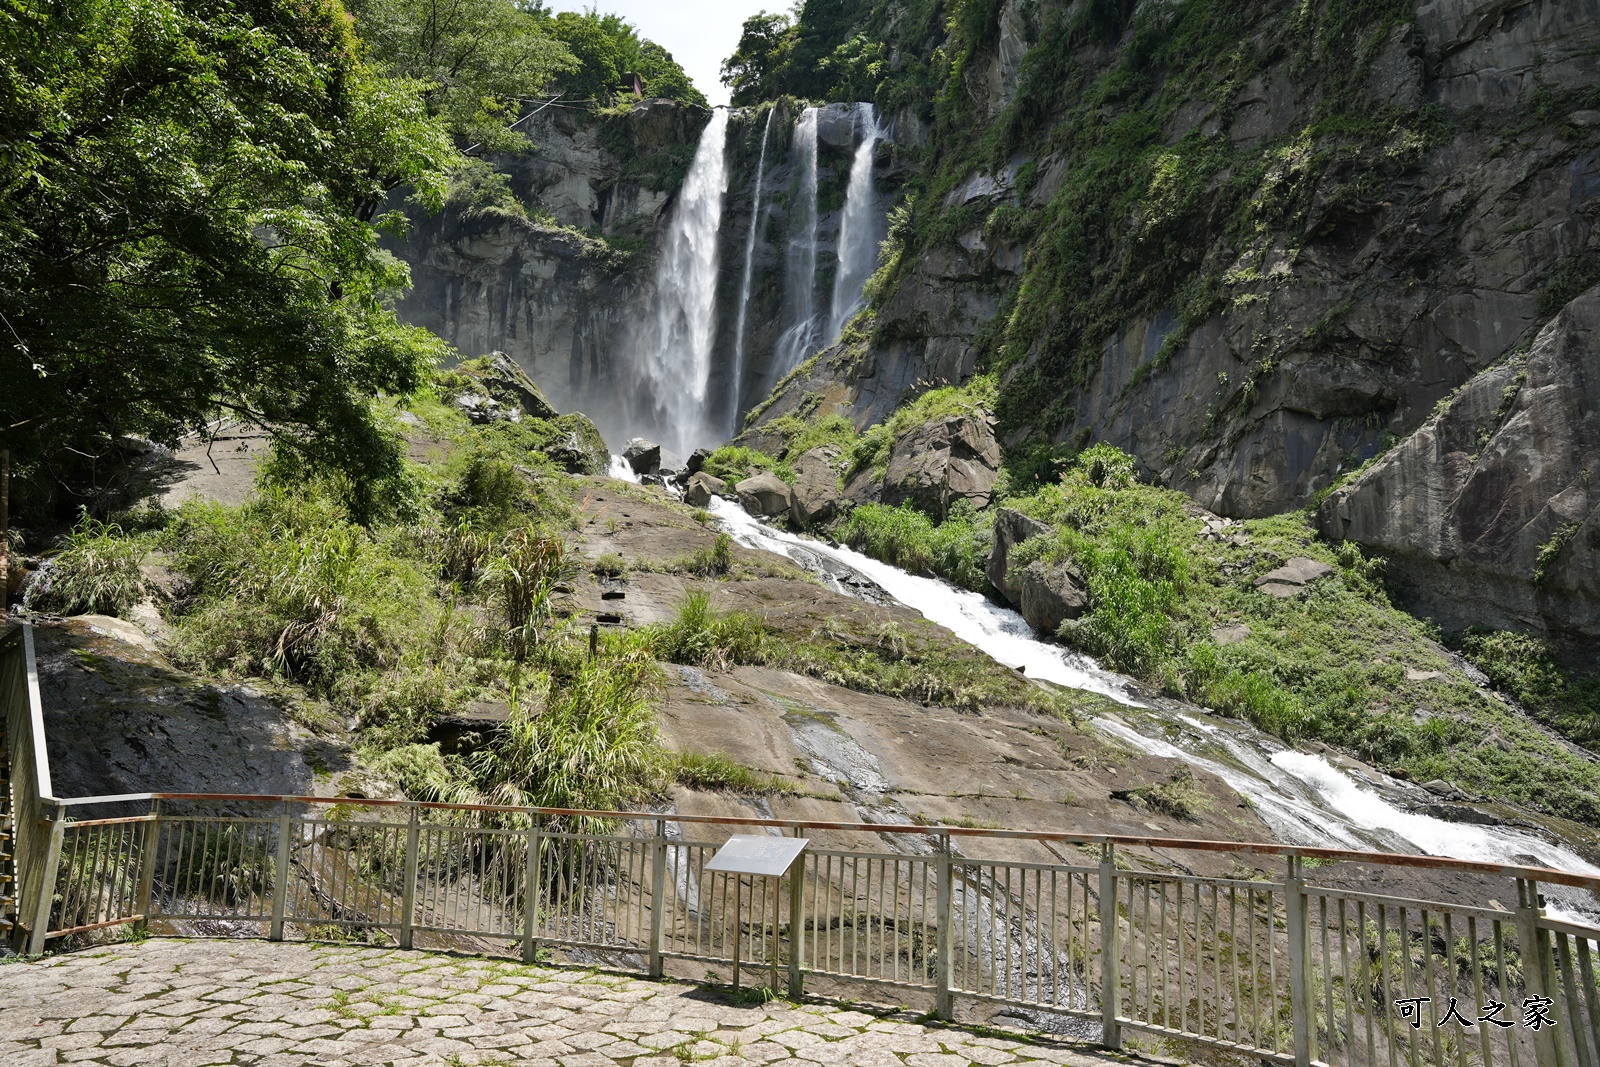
0,940,1159,1067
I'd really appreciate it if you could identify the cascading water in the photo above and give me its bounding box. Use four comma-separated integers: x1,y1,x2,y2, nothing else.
726,109,776,436
828,103,883,341
704,496,1600,921
629,108,730,457
772,107,820,380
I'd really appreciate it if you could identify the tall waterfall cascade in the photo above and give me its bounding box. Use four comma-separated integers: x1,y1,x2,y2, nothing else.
727,108,777,437
828,103,884,340
773,107,821,384
629,108,730,457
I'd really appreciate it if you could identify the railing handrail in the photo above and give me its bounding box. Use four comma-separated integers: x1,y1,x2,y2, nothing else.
2,623,52,800
45,789,1600,895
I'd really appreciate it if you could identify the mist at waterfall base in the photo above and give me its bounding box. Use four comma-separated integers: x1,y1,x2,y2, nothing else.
704,496,1600,922
587,103,885,460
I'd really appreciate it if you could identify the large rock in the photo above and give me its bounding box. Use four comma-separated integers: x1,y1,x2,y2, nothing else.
1253,557,1335,599
987,508,1052,602
843,466,883,506
623,438,661,476
466,351,560,419
685,472,727,507
790,447,845,527
535,413,609,475
1019,560,1089,635
735,472,795,519
882,414,1002,520
1318,286,1600,644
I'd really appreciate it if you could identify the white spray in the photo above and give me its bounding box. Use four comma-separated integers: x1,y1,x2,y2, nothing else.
772,107,820,379
828,103,883,340
631,108,730,457
726,108,776,436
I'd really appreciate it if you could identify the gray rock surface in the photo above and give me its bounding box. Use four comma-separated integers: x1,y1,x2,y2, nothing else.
1018,559,1088,635
735,472,795,519
1319,286,1600,643
1253,557,1336,599
790,447,844,527
987,508,1052,602
881,414,1002,519
684,471,728,507
468,351,560,419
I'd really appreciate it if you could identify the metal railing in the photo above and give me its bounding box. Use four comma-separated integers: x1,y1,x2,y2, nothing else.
1,623,54,951
4,617,1598,1065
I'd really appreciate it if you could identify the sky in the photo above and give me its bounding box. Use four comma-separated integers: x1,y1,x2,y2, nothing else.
591,0,778,107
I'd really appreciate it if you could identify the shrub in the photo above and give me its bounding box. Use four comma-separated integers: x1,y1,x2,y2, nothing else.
838,502,992,591
651,591,766,670
485,527,571,661
671,751,786,794
701,445,791,486
1458,629,1600,745
677,533,733,577
592,551,628,577
28,514,147,617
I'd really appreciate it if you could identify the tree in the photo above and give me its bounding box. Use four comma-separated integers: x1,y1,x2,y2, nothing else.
721,11,793,106
350,0,576,151
544,11,624,102
0,0,460,521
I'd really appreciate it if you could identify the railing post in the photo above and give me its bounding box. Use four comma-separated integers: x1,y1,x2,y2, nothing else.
269,799,292,941
1517,878,1568,1067
1285,855,1312,1067
522,815,542,964
26,800,64,956
135,799,161,924
1098,843,1121,1050
399,804,420,951
787,824,805,1001
934,831,953,1020
648,817,666,979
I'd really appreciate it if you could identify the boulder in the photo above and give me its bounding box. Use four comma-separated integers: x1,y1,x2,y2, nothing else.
1318,285,1600,644
791,447,845,527
685,472,728,507
686,448,713,475
1253,557,1336,598
987,508,1052,603
843,466,883,506
1018,560,1089,634
623,438,661,476
537,413,609,475
463,351,560,419
735,472,794,519
882,414,1002,519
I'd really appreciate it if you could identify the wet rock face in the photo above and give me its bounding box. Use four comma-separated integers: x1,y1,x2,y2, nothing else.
1319,286,1600,644
881,414,1002,520
623,439,661,476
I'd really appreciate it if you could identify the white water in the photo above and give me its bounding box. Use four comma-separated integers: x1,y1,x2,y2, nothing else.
727,109,776,436
630,108,730,457
702,496,1599,908
772,107,820,380
828,103,883,340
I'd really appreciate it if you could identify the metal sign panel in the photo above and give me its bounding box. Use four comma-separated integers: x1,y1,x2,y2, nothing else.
701,835,809,877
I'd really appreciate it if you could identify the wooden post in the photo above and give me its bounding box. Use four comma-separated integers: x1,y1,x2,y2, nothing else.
522,816,543,964
648,818,666,979
1099,844,1121,1049
270,800,292,941
1285,856,1312,1067
399,805,420,950
787,825,805,1001
1517,879,1568,1067
135,799,161,924
934,832,953,1020
2,449,9,607
27,802,64,956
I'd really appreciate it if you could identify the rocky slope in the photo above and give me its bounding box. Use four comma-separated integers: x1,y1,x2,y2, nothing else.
750,0,1600,644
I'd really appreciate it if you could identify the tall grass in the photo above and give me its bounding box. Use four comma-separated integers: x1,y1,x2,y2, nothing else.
28,513,147,617
485,526,571,661
651,591,766,669
837,502,992,591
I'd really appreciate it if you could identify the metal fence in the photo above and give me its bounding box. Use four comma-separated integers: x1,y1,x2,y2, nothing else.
5,617,1599,1066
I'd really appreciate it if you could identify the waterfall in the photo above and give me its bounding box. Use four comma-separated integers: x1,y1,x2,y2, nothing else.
772,107,820,379
828,103,883,340
632,108,730,457
726,108,776,436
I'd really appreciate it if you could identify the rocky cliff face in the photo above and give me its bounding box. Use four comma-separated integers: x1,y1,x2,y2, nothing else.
750,0,1600,642
388,101,707,442
1319,284,1600,647
755,0,1593,511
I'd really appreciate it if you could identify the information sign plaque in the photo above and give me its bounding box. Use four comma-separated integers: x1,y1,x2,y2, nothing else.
702,835,809,877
